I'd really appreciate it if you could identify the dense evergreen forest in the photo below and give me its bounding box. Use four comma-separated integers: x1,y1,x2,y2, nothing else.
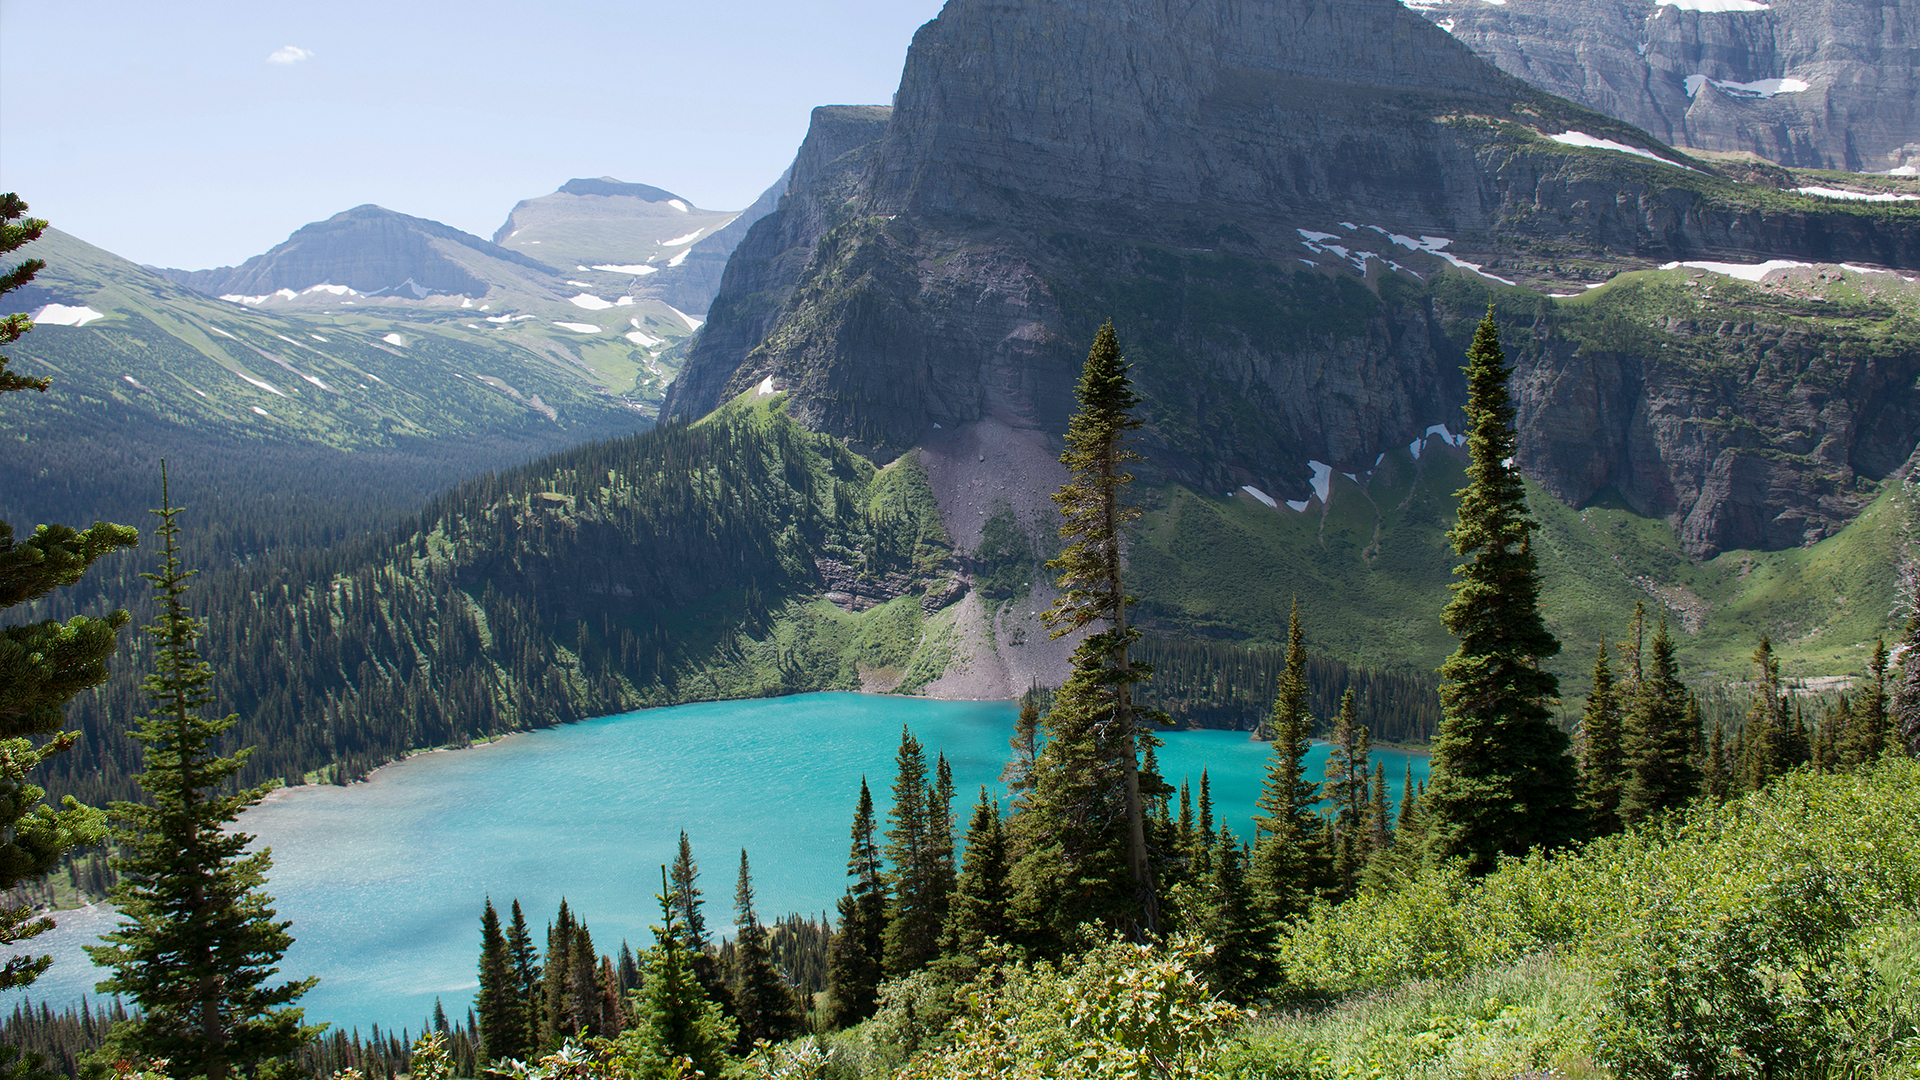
6,304,1918,1078
28,398,1450,813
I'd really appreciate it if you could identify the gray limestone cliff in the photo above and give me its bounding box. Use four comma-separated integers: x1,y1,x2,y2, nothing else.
1415,0,1919,172
668,0,1920,556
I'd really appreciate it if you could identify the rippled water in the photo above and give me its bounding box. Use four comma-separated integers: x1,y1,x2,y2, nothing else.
6,692,1427,1035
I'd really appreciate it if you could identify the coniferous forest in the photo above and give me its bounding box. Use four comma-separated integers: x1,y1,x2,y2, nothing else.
8,282,1919,1079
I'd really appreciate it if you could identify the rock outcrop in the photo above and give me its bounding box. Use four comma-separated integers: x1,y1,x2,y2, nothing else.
492,176,783,316
668,0,1920,556
1414,0,1920,172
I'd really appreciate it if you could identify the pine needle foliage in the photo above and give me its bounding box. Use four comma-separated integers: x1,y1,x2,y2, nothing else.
0,192,133,991
85,470,318,1079
1424,310,1579,875
1250,602,1324,924
1014,321,1162,944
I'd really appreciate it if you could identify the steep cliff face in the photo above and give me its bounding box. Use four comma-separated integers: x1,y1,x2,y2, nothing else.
1417,0,1920,172
669,0,1920,556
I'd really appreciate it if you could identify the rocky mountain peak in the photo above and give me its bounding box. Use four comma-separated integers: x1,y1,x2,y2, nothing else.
164,204,551,301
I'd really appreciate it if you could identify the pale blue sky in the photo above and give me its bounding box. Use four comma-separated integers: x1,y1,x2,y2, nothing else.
0,1,947,269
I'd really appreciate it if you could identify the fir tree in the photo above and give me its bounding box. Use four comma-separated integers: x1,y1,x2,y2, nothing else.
1366,764,1390,857
727,849,800,1050
476,899,527,1065
85,471,317,1079
542,900,578,1046
1618,619,1700,825
1012,320,1160,942
944,789,1012,960
1,193,136,990
1579,640,1627,836
1193,770,1215,877
1742,636,1792,790
1250,601,1324,922
1838,639,1891,765
669,832,724,1009
1194,822,1262,1003
1001,691,1041,799
1323,688,1370,900
1424,310,1579,874
610,867,734,1080
1703,721,1732,803
925,753,958,945
824,778,887,1028
505,901,541,1058
881,727,939,975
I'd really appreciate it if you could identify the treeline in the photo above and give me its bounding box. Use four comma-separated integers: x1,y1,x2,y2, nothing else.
1134,635,1441,743
36,403,950,809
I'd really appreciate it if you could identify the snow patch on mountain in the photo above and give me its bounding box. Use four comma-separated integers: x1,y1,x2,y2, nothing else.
30,304,104,327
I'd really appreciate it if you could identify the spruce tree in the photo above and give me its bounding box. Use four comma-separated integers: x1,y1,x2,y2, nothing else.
1,193,137,990
542,899,578,1046
668,832,724,1009
85,472,317,1079
505,901,541,1058
1619,619,1699,825
881,727,939,975
610,867,734,1080
1424,310,1579,874
1742,636,1791,790
727,849,800,1049
944,789,1012,960
1194,822,1261,1003
1010,320,1160,942
1579,640,1627,836
925,753,958,945
1251,602,1321,925
1323,688,1370,900
824,778,887,1028
476,898,529,1065
1838,639,1891,765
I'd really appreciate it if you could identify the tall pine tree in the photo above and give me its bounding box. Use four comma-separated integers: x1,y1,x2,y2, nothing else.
475,898,530,1066
608,867,734,1080
86,471,318,1078
669,832,725,1010
1011,320,1161,942
1424,310,1580,874
1323,688,1371,900
727,849,800,1049
881,727,940,975
1250,601,1324,923
1,193,137,990
943,788,1012,960
825,778,887,1028
1619,618,1699,825
1579,640,1627,837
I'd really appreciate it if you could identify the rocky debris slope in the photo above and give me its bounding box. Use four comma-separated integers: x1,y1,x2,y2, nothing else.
1413,0,1920,173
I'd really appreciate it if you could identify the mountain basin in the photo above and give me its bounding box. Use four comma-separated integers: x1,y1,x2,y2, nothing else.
5,692,1428,1035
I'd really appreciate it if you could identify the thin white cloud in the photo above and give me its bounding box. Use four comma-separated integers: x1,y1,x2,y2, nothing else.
268,45,314,65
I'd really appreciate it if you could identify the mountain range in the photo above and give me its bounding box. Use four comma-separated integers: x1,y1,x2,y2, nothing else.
9,0,1920,804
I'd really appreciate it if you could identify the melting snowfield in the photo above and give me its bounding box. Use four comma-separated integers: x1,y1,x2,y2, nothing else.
30,303,104,327
1794,186,1920,203
1660,259,1811,281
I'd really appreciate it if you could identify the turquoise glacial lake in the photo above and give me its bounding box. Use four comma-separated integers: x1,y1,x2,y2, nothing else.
5,693,1428,1035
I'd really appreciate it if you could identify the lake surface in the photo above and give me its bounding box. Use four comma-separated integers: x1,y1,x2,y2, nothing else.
5,693,1427,1035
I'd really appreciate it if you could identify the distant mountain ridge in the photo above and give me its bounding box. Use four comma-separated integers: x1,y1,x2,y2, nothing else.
160,204,555,301
1407,0,1920,173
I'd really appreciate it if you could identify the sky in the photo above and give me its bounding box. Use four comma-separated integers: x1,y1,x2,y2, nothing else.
0,0,948,270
